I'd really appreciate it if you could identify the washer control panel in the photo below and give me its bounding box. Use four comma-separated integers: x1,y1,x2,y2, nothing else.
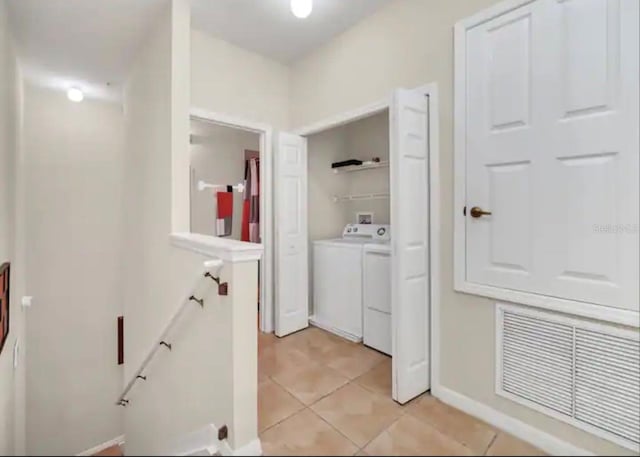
342,224,391,241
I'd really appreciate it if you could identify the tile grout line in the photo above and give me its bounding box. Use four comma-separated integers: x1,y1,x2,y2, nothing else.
484,432,499,456
403,396,490,455
267,359,350,407
261,329,538,456
258,375,306,435
357,407,407,453
309,380,406,453
259,327,402,453
305,402,364,451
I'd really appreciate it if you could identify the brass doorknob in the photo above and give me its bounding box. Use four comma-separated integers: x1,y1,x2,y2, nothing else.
470,206,492,218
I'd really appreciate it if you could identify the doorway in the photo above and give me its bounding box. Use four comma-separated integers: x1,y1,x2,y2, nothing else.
188,109,274,333
271,86,440,405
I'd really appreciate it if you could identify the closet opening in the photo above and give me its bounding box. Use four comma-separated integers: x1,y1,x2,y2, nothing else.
188,111,273,333
307,109,392,358
272,85,438,405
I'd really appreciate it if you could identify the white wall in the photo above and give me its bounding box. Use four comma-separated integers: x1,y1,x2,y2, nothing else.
290,1,633,454
191,29,290,130
307,110,390,243
307,124,350,243
123,1,259,453
21,82,125,455
343,111,390,224
0,2,24,454
190,120,259,240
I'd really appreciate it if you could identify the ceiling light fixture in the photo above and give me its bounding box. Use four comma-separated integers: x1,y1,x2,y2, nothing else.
67,87,84,102
291,0,313,18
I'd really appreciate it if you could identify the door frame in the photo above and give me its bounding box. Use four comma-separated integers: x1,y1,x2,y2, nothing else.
452,1,639,328
189,108,274,333
287,84,441,399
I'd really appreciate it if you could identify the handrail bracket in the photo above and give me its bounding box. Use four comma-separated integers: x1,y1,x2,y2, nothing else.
204,272,229,296
189,295,205,307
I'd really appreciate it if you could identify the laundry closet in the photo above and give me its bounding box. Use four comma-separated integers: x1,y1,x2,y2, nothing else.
307,110,393,355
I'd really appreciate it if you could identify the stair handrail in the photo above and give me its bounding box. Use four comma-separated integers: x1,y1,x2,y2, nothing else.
116,258,226,406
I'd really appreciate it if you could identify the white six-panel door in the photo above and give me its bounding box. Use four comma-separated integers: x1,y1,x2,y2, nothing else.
274,133,309,337
463,0,639,311
390,89,431,404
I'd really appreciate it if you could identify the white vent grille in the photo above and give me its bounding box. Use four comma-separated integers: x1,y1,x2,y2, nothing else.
574,328,640,445
497,304,640,451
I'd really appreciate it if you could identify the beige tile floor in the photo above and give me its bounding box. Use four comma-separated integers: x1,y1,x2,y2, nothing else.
259,326,547,456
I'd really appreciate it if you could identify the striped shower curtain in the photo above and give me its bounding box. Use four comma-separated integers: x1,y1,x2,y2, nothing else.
241,158,260,243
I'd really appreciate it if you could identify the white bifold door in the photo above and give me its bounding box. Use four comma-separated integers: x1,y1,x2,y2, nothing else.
463,0,639,311
274,133,309,337
390,89,431,404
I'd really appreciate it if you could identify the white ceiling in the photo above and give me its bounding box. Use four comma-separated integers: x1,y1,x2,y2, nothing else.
6,0,390,101
191,0,391,63
7,0,167,100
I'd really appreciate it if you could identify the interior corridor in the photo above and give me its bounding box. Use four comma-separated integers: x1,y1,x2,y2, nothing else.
258,327,546,456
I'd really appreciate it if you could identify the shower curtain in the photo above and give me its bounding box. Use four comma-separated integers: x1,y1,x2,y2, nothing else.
241,157,260,243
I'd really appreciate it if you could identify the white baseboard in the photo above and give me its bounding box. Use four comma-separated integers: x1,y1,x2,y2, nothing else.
167,423,262,456
309,316,362,343
432,385,593,456
77,434,125,456
219,438,262,456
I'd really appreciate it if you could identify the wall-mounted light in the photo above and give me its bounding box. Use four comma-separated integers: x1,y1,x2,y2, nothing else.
291,0,312,18
67,87,84,102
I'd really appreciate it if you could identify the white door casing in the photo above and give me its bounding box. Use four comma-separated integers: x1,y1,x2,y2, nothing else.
390,88,431,404
458,0,639,314
274,132,309,337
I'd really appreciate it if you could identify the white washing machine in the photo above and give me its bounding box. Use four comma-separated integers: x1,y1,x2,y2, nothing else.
311,224,390,342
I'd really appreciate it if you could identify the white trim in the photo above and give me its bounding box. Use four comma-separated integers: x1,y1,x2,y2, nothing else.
452,0,640,328
168,424,218,456
189,108,274,333
219,438,262,456
425,83,440,394
456,0,535,30
495,303,640,451
191,108,272,134
170,232,263,263
459,282,640,328
432,386,594,456
164,424,261,456
292,98,389,136
453,11,467,297
76,435,125,456
309,316,362,343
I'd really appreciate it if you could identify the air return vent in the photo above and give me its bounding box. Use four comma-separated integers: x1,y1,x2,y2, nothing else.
496,304,640,451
